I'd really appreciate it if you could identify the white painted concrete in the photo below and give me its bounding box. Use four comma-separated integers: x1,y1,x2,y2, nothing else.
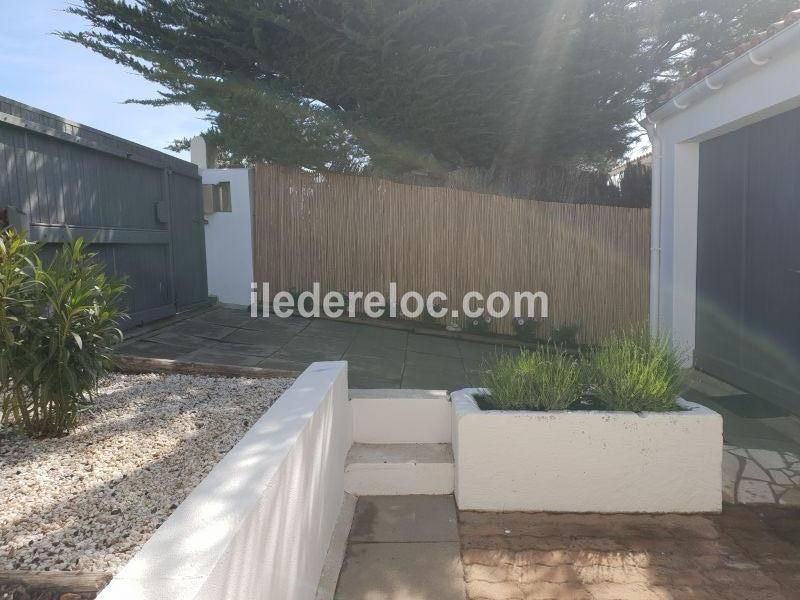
648,31,800,362
190,136,213,169
201,168,254,307
451,389,723,513
350,389,452,444
315,493,357,600
97,362,352,600
344,443,454,495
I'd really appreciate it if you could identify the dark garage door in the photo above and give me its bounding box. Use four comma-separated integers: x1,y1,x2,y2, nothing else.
696,106,800,413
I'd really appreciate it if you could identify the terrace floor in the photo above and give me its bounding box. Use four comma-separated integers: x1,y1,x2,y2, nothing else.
337,495,800,600
117,305,517,390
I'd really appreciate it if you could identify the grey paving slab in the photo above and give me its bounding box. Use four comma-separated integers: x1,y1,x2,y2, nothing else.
407,333,461,357
270,347,345,363
256,356,309,372
405,351,462,371
212,340,283,358
168,320,238,341
345,339,407,362
287,332,354,353
303,319,367,338
238,315,310,332
354,327,409,350
346,354,406,381
119,308,490,390
350,496,459,543
336,542,466,600
193,307,253,328
149,330,209,348
458,340,513,363
220,327,296,347
180,348,264,367
348,373,402,389
117,340,195,360
401,365,469,391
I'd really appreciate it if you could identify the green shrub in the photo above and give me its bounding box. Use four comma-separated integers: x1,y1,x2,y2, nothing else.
481,346,585,411
0,230,126,437
591,329,685,412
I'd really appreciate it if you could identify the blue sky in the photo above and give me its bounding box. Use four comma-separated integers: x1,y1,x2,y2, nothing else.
0,1,205,158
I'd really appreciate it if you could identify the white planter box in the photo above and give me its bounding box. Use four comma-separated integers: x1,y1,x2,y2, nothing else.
452,388,722,513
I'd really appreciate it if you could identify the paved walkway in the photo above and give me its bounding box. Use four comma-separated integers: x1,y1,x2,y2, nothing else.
335,497,800,600
459,505,800,600
118,306,517,390
336,496,467,600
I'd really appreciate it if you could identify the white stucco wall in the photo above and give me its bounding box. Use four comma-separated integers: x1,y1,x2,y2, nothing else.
651,40,800,361
202,168,254,306
350,389,452,443
97,362,352,600
452,389,723,513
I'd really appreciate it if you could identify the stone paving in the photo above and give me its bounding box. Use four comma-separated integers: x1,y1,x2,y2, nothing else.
118,306,519,390
459,505,800,600
336,497,800,600
723,445,800,506
336,495,467,600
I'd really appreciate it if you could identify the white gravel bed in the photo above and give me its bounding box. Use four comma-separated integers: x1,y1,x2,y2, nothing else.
0,373,293,574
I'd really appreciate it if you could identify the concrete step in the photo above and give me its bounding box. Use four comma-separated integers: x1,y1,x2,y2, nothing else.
349,389,452,444
344,443,454,495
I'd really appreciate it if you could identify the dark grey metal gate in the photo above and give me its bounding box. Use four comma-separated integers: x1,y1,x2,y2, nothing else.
0,96,208,327
696,105,800,413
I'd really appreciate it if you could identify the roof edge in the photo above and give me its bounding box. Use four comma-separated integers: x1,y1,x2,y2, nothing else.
648,17,800,124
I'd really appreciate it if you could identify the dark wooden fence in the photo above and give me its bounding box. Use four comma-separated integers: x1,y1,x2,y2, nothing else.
0,96,208,326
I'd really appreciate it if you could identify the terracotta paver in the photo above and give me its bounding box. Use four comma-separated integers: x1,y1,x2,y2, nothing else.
458,505,800,600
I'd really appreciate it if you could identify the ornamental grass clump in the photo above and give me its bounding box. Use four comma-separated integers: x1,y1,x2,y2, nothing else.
591,330,685,412
1,229,126,438
481,346,584,411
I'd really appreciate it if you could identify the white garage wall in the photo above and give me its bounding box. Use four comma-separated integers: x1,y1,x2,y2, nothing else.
97,362,352,600
650,38,800,361
202,168,255,307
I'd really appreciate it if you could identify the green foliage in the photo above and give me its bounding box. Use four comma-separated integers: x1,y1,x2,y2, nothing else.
481,347,585,411
619,162,652,208
549,323,581,347
62,1,797,177
0,230,126,438
591,329,685,412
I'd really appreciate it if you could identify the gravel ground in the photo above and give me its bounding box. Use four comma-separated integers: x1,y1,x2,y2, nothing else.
0,373,293,574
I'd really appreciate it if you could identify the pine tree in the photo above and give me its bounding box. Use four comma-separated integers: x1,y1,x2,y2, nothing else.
62,0,798,177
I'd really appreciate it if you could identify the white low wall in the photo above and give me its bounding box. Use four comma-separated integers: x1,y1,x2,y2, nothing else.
98,362,352,600
350,389,451,443
202,168,254,306
452,389,722,513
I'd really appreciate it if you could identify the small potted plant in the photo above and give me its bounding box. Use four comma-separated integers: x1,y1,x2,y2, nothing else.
513,316,541,342
465,314,493,335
